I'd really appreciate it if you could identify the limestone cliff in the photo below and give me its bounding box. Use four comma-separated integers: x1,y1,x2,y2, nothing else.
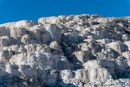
0,14,130,87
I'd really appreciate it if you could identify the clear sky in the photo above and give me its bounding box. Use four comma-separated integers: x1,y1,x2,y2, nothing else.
0,0,130,24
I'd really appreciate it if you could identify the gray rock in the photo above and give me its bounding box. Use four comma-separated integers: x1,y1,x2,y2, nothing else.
0,36,14,46
0,26,10,37
44,24,62,41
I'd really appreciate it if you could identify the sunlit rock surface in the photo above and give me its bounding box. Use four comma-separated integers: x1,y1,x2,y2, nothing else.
0,14,130,87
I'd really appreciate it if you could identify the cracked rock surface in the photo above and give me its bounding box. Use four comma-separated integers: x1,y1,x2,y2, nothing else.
0,14,130,87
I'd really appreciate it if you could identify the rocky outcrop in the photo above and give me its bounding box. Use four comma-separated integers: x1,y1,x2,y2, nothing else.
0,14,130,87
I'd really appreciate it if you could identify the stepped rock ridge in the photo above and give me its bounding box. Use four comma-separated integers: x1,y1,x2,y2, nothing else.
0,14,130,87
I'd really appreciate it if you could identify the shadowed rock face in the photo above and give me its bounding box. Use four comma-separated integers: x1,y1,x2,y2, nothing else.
0,14,130,87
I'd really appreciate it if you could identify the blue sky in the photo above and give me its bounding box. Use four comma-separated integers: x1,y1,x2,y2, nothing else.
0,0,130,24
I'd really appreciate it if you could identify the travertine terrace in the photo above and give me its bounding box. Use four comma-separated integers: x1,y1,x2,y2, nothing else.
0,14,130,87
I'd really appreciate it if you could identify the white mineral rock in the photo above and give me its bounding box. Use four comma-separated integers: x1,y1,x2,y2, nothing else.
0,14,129,87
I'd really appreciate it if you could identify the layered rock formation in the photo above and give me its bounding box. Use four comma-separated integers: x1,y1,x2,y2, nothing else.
0,14,130,87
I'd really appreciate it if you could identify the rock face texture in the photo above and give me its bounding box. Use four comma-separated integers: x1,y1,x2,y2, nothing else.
0,14,130,87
